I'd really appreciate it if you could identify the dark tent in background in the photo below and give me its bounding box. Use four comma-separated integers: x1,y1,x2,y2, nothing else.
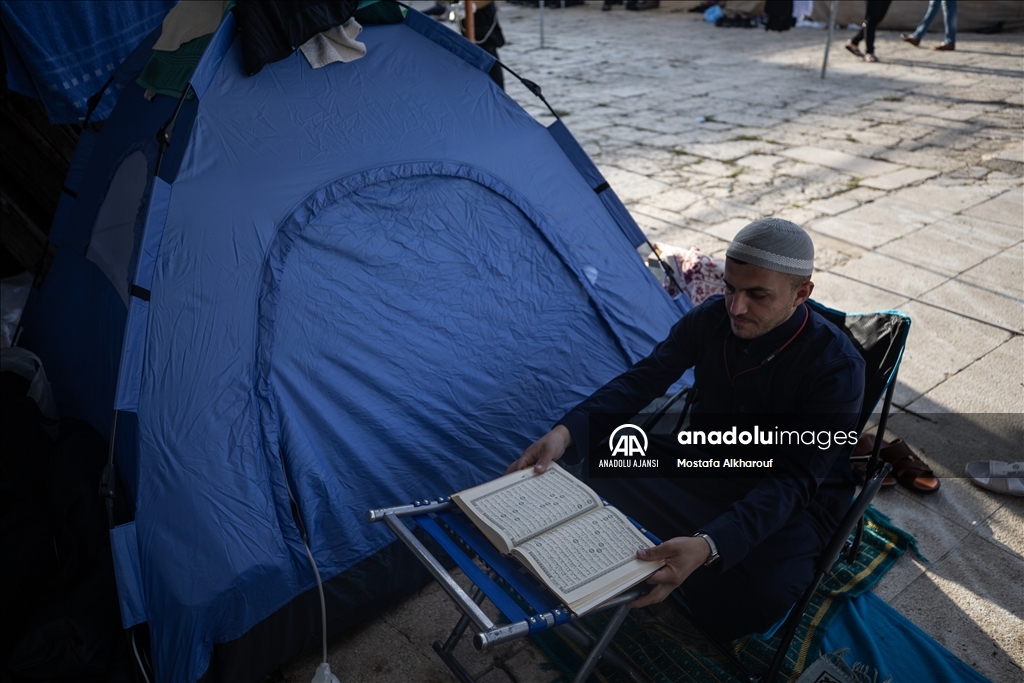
15,3,686,681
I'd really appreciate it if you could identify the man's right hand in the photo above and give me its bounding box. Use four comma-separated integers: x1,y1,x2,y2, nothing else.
506,425,573,474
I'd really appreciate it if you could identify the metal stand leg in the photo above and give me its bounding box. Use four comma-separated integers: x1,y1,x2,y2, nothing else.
560,621,645,683
571,604,631,683
433,587,487,683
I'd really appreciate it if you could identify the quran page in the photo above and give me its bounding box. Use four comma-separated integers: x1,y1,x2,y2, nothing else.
451,464,602,554
513,506,661,615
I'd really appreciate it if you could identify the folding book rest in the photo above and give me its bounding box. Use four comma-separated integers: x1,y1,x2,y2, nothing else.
368,497,654,683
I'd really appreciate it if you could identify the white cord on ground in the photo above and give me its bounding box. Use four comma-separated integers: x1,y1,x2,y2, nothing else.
132,629,152,683
279,452,339,683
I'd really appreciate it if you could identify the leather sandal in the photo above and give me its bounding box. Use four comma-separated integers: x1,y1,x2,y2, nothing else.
851,433,896,488
880,438,940,493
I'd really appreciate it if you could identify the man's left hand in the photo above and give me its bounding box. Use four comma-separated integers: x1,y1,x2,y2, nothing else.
627,536,712,609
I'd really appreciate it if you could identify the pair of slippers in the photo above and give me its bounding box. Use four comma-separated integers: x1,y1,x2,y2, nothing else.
852,433,940,493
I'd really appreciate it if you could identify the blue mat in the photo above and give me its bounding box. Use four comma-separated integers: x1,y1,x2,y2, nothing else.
821,591,992,683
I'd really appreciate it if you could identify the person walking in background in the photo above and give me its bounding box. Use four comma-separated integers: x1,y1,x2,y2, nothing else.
901,0,957,51
459,0,506,89
845,0,893,63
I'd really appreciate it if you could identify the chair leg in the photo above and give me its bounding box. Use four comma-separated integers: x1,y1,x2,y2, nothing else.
571,604,631,683
765,570,825,683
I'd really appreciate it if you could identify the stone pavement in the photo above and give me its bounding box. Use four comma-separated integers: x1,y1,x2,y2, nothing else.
279,3,1023,682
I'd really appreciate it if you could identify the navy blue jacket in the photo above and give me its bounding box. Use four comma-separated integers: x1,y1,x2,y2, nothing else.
559,295,865,570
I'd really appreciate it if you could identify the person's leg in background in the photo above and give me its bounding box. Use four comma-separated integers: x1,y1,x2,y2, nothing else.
846,23,866,59
862,0,893,62
901,0,940,46
935,0,957,49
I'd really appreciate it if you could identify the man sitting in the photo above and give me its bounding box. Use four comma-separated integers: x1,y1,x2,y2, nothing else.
507,218,865,640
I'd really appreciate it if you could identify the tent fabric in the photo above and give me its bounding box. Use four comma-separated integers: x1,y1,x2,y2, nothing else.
0,0,177,123
20,10,685,683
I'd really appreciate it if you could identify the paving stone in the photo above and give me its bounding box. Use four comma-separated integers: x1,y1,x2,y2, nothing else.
804,196,859,215
501,644,562,683
283,615,454,683
960,243,1024,293
600,167,669,202
860,167,940,191
869,488,972,602
807,198,949,249
822,127,903,148
983,143,1024,165
734,153,788,171
780,146,904,177
831,251,950,299
961,189,1024,228
907,337,1024,415
692,217,750,243
891,182,1003,214
681,158,743,179
808,271,908,314
984,170,1024,185
877,217,1016,278
679,197,760,224
770,205,821,227
643,187,704,213
885,301,1011,406
919,278,1024,333
874,147,966,173
680,139,782,162
841,186,888,204
888,535,1024,683
975,500,1024,560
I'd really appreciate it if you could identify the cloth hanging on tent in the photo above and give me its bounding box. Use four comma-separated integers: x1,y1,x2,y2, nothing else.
352,0,406,25
138,1,235,98
299,19,366,69
0,0,176,123
153,1,234,52
137,34,214,98
235,0,360,75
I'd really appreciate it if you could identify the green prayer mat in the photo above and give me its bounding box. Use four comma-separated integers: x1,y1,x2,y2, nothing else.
531,507,919,683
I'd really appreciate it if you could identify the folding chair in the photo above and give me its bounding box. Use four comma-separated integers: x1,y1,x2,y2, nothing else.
367,498,654,683
641,301,911,683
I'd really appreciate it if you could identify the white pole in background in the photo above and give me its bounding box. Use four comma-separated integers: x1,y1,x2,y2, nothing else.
540,0,545,48
821,0,838,79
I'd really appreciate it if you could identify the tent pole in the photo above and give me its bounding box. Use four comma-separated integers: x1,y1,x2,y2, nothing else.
821,0,838,79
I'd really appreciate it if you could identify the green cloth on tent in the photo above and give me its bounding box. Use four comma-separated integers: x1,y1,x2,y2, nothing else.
137,33,212,98
531,506,920,683
354,0,406,25
136,1,235,98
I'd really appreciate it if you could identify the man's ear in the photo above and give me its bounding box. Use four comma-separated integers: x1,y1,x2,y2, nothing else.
794,278,814,307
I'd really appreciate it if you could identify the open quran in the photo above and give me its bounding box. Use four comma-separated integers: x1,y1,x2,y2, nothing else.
451,463,663,615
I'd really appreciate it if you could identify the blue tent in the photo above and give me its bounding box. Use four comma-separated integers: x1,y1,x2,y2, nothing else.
20,8,684,682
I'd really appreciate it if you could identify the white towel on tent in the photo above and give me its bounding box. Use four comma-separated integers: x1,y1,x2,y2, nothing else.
299,19,366,69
